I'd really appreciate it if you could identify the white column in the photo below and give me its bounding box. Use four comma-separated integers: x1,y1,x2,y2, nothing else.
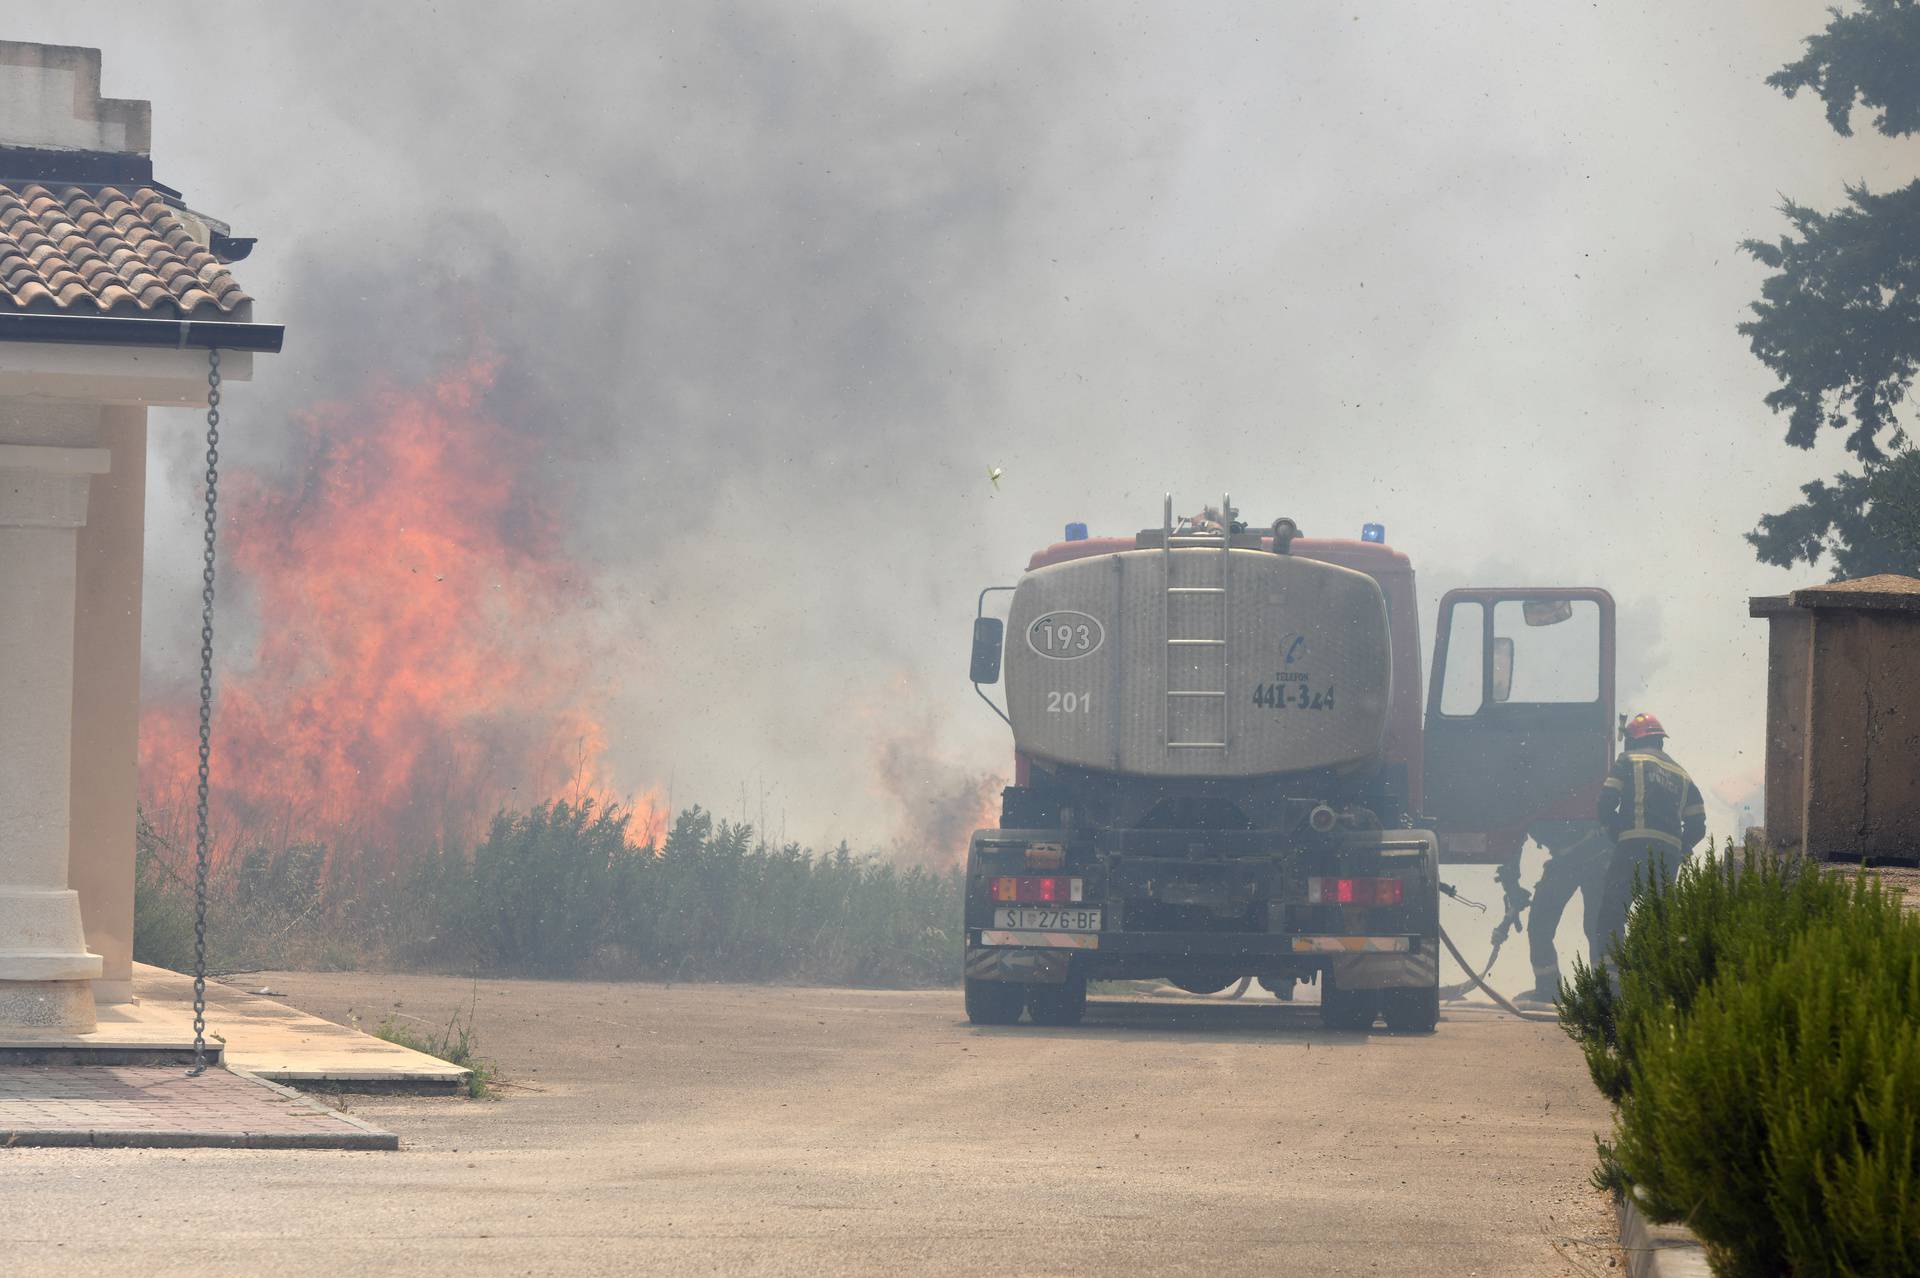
0,443,108,1031
70,406,148,1004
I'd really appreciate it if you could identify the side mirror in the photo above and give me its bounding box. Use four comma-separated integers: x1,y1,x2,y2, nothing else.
970,617,1004,684
1491,636,1515,703
1522,599,1575,627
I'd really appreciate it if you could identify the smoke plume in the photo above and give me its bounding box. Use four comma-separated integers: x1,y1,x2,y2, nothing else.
10,0,1907,849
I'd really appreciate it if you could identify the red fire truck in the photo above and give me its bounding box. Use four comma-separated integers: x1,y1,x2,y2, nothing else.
963,495,1613,1030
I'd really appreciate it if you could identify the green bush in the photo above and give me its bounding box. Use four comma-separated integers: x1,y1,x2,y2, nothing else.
373,989,498,1099
405,800,635,976
1559,841,1857,1104
1609,890,1920,1278
135,800,963,987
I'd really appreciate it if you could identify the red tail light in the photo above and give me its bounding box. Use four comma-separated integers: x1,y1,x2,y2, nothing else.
988,876,1083,904
1307,876,1403,906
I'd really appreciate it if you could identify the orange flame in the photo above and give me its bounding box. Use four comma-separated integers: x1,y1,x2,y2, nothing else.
138,358,662,864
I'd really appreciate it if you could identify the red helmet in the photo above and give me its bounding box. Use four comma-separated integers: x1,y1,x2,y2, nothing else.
1623,713,1667,742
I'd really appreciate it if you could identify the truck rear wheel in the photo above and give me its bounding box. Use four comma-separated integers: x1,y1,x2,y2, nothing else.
1319,979,1377,1031
1380,984,1440,1034
1025,973,1087,1027
965,977,1026,1026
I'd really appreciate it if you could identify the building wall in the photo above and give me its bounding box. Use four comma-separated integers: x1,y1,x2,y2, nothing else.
1762,610,1810,854
0,40,254,1008
1857,613,1920,856
1803,610,1920,859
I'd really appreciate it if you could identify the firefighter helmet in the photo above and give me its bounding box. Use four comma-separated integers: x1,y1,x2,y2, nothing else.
1623,712,1667,742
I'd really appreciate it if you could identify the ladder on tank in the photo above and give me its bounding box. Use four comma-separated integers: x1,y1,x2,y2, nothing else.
1162,492,1233,755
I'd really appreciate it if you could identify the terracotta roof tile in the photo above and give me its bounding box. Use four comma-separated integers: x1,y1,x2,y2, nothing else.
0,182,251,319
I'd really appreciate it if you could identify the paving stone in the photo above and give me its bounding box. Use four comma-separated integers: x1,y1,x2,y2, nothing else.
0,1065,397,1150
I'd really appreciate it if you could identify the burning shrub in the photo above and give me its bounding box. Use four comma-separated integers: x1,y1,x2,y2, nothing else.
133,810,379,973
131,826,199,974
138,359,633,863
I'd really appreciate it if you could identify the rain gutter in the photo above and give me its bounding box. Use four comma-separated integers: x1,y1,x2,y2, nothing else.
0,312,284,353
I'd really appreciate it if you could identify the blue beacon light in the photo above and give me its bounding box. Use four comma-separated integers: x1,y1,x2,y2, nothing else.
1065,522,1089,542
1360,523,1386,544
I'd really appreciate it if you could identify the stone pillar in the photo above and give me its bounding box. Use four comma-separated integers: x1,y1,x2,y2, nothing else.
69,405,147,1003
0,443,108,1030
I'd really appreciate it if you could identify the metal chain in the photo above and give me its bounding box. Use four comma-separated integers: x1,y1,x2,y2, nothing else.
189,348,221,1076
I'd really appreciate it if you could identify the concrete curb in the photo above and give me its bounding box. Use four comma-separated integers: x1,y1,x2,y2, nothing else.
1617,1192,1711,1277
0,1044,223,1067
3,1126,396,1150
230,1069,402,1149
253,1070,466,1096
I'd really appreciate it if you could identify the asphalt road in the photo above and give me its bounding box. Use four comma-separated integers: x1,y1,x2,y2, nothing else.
2,975,1621,1276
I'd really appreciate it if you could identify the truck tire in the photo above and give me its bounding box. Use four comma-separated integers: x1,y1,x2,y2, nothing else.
1025,973,1087,1027
1319,980,1376,1031
965,977,1026,1026
1380,984,1440,1034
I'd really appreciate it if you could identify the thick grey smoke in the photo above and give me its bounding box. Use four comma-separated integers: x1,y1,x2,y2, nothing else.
15,1,1914,854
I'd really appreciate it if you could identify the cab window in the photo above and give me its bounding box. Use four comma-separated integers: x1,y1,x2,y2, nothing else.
1490,599,1599,704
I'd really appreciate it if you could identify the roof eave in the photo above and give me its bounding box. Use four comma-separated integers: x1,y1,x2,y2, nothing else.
0,311,283,352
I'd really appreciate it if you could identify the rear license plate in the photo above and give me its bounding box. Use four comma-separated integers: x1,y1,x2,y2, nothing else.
993,907,1102,931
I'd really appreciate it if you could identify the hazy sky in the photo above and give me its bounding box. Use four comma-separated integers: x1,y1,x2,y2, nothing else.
13,1,1915,858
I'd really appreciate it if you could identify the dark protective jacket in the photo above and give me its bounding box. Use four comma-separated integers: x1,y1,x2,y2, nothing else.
1597,745,1706,853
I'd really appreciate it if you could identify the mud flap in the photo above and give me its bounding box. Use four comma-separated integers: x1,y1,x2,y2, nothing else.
1327,937,1438,992
965,945,1070,984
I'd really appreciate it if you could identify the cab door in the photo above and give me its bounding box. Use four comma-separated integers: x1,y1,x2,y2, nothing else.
1423,588,1615,863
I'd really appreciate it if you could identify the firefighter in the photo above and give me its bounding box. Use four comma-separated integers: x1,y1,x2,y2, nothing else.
1512,820,1612,1005
1595,713,1705,952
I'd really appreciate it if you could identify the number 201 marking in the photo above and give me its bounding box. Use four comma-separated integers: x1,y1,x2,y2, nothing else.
1046,691,1092,714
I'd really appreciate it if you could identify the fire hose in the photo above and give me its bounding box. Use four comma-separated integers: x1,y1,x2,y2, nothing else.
1199,947,1527,1018
1438,924,1529,1019
1175,870,1540,1018
1437,873,1534,1020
